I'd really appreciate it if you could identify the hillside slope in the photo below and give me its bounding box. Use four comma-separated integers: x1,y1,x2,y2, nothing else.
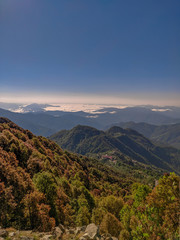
50,125,180,174
0,118,179,239
107,122,180,149
0,118,149,228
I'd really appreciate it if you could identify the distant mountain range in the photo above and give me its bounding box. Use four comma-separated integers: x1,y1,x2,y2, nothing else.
50,125,180,174
0,107,101,136
1,102,180,119
106,122,180,149
0,104,180,138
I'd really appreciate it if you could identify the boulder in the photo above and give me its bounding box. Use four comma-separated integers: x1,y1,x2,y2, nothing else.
53,227,63,239
58,224,65,233
82,223,99,239
9,232,16,238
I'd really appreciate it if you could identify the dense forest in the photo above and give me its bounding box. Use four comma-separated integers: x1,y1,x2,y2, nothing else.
0,118,179,239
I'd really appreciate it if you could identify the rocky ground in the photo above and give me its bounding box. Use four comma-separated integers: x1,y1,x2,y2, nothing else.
0,224,118,240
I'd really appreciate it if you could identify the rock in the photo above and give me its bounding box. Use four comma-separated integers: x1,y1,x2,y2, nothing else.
53,227,63,239
41,235,53,240
69,228,76,235
65,229,70,235
81,226,86,232
0,230,8,238
82,223,99,239
80,233,90,240
65,227,76,235
74,227,83,236
9,232,16,238
58,224,65,233
101,233,113,240
38,233,45,238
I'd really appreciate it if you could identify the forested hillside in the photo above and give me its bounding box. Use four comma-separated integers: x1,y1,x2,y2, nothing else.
0,118,179,239
50,125,180,174
107,122,180,149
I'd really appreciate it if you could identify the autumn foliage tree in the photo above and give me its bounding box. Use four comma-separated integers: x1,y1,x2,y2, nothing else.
23,191,55,231
0,118,179,238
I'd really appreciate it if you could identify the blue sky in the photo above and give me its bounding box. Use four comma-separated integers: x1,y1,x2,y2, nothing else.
0,0,180,105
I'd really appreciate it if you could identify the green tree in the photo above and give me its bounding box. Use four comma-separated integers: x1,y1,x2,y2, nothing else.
33,171,57,220
76,206,91,226
33,171,57,203
91,207,107,225
99,195,124,218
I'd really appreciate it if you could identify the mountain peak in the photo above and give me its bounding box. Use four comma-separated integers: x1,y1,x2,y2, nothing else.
107,126,126,134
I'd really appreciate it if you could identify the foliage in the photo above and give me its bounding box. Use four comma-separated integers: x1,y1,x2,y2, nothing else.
119,229,130,240
99,195,124,218
50,125,180,175
100,213,123,237
0,118,179,239
22,191,55,231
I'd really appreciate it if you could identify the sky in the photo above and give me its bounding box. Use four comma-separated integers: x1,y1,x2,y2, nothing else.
0,0,180,106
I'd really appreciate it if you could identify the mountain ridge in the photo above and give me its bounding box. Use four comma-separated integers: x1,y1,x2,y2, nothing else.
0,106,180,137
50,125,180,174
106,121,180,149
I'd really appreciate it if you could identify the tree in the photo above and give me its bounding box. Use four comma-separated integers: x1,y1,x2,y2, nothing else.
100,213,123,237
0,182,16,227
119,229,130,240
146,173,180,239
23,191,55,231
76,206,91,226
132,183,151,207
33,171,58,220
99,195,124,218
33,171,57,204
91,207,107,225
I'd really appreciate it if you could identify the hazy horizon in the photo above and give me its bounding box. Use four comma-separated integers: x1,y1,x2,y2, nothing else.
0,91,180,107
0,0,180,106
